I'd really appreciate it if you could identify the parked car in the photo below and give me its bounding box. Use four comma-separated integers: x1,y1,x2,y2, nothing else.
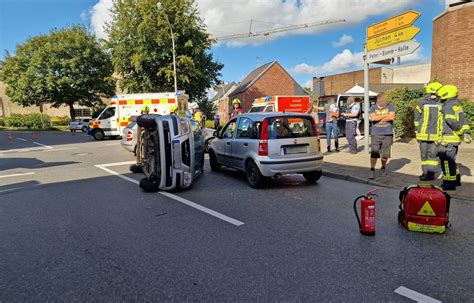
133,114,205,192
208,112,323,188
69,118,91,132
120,121,138,153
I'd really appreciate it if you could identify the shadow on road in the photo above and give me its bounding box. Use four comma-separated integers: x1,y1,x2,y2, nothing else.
0,158,79,171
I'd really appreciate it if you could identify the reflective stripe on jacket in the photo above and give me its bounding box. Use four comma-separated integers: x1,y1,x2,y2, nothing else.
440,97,471,144
414,95,441,141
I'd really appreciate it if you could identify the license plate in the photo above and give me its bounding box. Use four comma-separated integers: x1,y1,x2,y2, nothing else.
283,146,307,154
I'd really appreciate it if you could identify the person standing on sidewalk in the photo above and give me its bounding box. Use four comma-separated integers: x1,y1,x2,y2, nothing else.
342,97,360,153
315,98,340,152
436,84,471,191
414,82,443,181
369,92,395,179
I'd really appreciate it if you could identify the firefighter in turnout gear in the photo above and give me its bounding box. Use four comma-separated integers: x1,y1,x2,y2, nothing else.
436,84,472,191
414,82,443,181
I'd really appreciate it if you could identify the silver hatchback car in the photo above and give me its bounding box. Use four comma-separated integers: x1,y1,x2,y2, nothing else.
209,112,323,188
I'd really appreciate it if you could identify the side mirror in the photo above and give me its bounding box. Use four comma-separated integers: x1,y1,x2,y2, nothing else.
213,130,219,138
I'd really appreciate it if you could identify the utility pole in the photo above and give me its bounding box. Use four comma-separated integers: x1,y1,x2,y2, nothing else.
363,44,370,153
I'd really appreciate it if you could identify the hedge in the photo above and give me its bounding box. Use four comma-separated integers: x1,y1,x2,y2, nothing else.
1,113,52,129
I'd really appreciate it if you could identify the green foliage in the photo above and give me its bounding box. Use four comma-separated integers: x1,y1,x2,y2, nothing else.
0,25,115,119
386,87,425,138
197,98,215,120
105,0,223,102
3,113,51,129
460,99,474,127
51,116,71,126
0,118,5,127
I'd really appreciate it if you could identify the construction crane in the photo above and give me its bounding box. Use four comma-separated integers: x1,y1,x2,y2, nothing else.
209,18,346,42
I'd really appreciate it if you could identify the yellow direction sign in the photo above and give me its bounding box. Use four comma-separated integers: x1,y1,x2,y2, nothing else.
367,10,420,39
366,26,420,51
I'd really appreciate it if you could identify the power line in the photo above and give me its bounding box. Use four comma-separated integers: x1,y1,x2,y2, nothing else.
211,18,346,41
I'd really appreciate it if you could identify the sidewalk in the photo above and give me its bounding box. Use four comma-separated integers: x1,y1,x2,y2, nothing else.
320,136,474,201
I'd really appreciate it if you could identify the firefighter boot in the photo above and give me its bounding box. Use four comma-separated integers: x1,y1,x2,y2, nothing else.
419,172,435,181
335,142,340,152
441,182,456,191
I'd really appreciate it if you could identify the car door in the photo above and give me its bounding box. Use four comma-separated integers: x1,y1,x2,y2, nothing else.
215,118,236,165
98,107,117,135
232,117,253,169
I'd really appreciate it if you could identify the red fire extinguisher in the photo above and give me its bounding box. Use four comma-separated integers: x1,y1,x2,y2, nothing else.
353,189,378,236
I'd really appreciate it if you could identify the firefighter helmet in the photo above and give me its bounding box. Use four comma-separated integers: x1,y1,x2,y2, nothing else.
170,105,178,113
436,85,458,99
141,105,150,113
232,98,241,105
426,82,443,94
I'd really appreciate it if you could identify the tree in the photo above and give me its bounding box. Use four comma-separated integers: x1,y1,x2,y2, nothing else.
0,26,115,119
105,0,223,105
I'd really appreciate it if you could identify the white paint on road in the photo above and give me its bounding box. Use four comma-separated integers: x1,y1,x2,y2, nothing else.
43,147,77,152
394,286,441,303
0,172,35,179
74,153,89,156
95,161,244,227
32,142,53,149
0,187,23,193
16,138,27,141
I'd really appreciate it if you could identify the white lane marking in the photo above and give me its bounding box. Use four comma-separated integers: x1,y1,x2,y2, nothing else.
32,142,53,149
0,187,22,193
95,162,244,226
43,147,77,152
75,153,89,156
16,138,27,141
0,147,47,154
394,286,441,303
0,172,35,179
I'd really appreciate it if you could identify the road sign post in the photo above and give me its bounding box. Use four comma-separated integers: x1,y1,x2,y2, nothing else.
363,10,421,153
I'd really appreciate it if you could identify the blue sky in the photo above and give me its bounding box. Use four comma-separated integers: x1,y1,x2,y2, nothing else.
1,0,445,89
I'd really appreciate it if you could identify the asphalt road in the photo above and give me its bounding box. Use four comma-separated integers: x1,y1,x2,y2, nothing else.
1,131,473,302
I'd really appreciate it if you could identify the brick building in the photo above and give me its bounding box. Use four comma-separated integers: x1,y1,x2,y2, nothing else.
0,82,71,118
211,82,237,123
431,1,474,101
313,63,431,97
227,61,307,115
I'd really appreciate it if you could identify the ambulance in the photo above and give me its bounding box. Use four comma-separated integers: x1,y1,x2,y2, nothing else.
248,95,311,114
88,92,188,140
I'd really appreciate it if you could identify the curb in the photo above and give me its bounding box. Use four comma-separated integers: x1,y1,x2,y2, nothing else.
322,171,473,202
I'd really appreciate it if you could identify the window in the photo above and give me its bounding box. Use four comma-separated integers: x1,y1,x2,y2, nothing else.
74,108,91,117
221,119,236,139
99,107,116,120
267,116,315,139
236,117,253,138
264,105,274,112
249,106,264,113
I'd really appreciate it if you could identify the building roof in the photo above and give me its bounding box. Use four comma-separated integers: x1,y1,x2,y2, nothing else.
230,61,275,96
344,85,378,96
211,82,237,102
229,61,307,98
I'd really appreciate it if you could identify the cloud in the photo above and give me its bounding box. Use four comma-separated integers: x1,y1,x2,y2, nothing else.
87,0,415,46
290,49,364,76
80,10,89,22
331,34,353,47
399,46,425,64
303,79,313,89
89,0,113,39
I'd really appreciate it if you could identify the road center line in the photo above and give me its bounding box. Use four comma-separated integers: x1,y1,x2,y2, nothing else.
32,142,53,149
394,286,441,303
0,172,35,179
16,138,27,141
95,161,244,226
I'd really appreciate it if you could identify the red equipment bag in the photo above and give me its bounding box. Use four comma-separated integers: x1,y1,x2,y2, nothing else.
398,184,450,234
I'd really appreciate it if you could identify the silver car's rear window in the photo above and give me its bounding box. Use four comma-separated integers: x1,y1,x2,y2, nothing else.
267,116,314,139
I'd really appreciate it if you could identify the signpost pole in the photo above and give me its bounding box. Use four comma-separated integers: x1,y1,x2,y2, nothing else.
363,44,370,153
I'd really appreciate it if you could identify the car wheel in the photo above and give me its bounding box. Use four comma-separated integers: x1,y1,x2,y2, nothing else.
130,164,143,173
139,177,159,192
204,138,213,153
246,160,265,188
303,171,322,183
82,126,87,132
93,129,105,140
209,150,221,172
